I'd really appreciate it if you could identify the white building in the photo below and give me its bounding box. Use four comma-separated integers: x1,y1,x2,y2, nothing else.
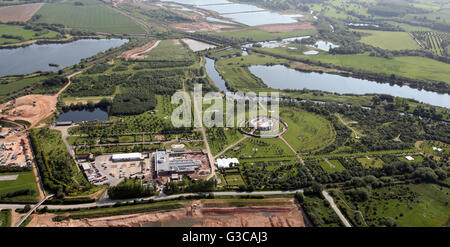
405,156,414,161
216,158,239,169
112,153,142,162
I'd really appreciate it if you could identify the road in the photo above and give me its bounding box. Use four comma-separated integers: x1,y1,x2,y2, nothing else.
191,92,216,180
214,135,249,159
322,190,351,227
0,190,304,210
279,135,305,165
335,114,361,139
14,195,54,227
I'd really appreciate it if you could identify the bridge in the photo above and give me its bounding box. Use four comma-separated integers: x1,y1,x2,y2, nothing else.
15,194,54,227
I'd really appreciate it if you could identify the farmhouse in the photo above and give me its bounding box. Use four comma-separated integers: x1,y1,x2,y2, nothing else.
112,153,143,162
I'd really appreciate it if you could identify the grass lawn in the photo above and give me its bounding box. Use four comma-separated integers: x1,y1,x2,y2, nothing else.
355,30,420,50
356,157,384,168
280,107,335,153
35,0,144,34
398,155,424,163
257,48,450,84
319,159,346,173
0,171,39,203
223,137,295,159
224,174,246,186
144,39,194,61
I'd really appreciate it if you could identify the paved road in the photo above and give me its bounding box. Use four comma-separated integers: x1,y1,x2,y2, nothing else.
14,195,54,227
0,190,304,210
322,190,351,227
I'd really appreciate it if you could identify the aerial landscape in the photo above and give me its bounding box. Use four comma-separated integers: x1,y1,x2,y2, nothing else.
0,0,448,230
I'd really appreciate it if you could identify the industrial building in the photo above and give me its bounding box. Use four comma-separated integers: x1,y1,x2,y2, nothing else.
112,153,143,162
153,150,202,176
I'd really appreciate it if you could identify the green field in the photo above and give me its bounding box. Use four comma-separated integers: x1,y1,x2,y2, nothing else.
319,159,346,173
145,39,194,61
258,48,450,84
398,155,424,163
0,209,11,227
216,29,317,42
207,128,244,156
0,24,60,45
280,107,335,153
419,140,449,157
223,137,295,159
337,184,450,227
356,157,384,168
215,53,288,90
35,0,144,33
356,30,420,50
224,174,246,186
0,172,39,203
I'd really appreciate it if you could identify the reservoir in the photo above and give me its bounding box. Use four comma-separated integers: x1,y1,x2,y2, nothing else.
248,65,450,108
0,38,128,77
56,108,109,122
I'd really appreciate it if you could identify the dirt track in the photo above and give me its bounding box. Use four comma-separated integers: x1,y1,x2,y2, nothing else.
119,40,160,60
0,3,44,22
28,199,306,227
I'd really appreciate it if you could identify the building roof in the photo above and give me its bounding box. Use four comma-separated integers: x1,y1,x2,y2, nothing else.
81,163,91,170
216,158,239,169
405,156,414,161
112,153,142,160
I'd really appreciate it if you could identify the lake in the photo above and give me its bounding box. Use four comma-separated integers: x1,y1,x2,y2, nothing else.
0,39,128,77
199,3,264,14
248,65,450,108
56,108,109,122
223,11,303,26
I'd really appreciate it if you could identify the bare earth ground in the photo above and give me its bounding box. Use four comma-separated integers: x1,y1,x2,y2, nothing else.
119,40,160,60
28,199,305,227
256,22,316,33
0,95,57,128
0,3,44,22
170,22,233,33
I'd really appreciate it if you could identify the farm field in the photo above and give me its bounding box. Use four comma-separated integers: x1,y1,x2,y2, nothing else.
280,107,335,154
356,30,420,50
335,184,450,227
257,48,450,84
0,171,39,203
34,0,144,34
319,159,346,173
356,157,384,169
224,174,246,186
0,2,44,22
411,31,449,56
0,24,60,45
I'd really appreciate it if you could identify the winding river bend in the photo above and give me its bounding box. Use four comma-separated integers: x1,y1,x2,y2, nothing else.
0,38,128,77
204,58,450,108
